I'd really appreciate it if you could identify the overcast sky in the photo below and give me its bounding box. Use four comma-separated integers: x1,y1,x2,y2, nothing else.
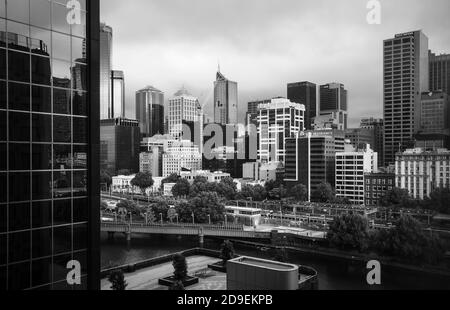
100,0,450,127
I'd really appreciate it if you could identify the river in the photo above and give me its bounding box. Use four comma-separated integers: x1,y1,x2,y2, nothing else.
101,232,450,290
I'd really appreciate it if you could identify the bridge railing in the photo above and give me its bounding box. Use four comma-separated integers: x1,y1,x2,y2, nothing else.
101,221,245,231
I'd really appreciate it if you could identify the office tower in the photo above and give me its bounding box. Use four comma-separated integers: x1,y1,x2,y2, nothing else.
168,87,202,140
135,85,165,138
345,128,375,150
364,173,395,206
162,141,202,177
429,52,450,95
0,0,100,290
257,98,305,164
246,99,270,128
360,118,385,167
100,118,140,175
415,91,450,149
214,69,238,125
285,129,345,198
384,30,429,165
288,82,317,130
336,145,378,205
319,83,348,130
396,148,450,200
100,23,112,120
111,70,125,118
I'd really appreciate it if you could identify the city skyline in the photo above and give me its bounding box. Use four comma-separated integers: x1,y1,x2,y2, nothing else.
100,0,450,127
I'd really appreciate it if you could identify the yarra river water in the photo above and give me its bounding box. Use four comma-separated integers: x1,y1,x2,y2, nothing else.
101,232,450,290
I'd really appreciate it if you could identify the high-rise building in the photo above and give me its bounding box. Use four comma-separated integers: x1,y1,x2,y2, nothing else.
100,118,140,175
396,148,450,200
0,0,100,290
100,23,112,120
162,141,202,177
214,70,238,125
111,70,125,118
345,128,375,150
383,30,429,165
336,145,378,205
135,85,165,138
285,129,345,199
319,83,348,130
168,87,202,140
360,118,385,168
257,98,305,164
287,82,317,130
429,52,450,95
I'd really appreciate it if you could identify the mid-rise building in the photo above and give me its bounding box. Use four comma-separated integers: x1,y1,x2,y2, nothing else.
243,162,261,180
246,99,270,127
100,23,113,120
0,0,100,290
429,52,450,95
111,70,125,118
168,87,202,140
139,150,161,177
384,30,429,165
136,85,165,138
345,128,375,150
162,141,202,177
364,173,395,206
395,148,450,200
287,81,317,130
285,129,345,199
214,69,238,125
335,145,378,205
319,83,348,130
257,98,305,164
360,118,385,167
180,170,231,184
100,118,141,174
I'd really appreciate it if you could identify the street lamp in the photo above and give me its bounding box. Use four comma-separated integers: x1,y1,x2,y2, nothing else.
208,214,211,225
160,213,163,224
192,212,195,225
129,212,132,225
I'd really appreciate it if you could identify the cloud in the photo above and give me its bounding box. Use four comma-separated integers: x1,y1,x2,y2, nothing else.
100,0,450,127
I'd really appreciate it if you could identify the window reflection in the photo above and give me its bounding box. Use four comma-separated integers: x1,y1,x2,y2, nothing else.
73,90,87,116
0,48,5,77
8,82,30,111
53,170,72,199
9,203,31,232
32,228,52,258
53,227,72,255
32,258,52,288
30,0,51,30
0,143,5,171
32,54,52,85
73,145,87,169
52,32,70,61
30,27,51,56
9,143,30,171
53,115,71,143
73,170,87,197
72,37,86,63
9,172,31,202
32,144,52,170
53,88,71,114
9,50,30,83
52,2,70,34
0,0,5,18
6,21,30,51
7,0,29,24
32,201,52,229
32,85,51,112
52,59,72,88
71,63,87,90
73,224,87,251
32,113,52,143
71,10,87,39
0,111,5,141
73,117,87,143
73,198,87,223
32,171,52,200
54,199,72,225
54,144,72,170
9,231,31,263
52,253,71,282
10,112,31,142
8,262,30,290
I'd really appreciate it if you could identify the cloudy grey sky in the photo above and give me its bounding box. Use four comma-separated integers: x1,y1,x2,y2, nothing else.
100,0,450,127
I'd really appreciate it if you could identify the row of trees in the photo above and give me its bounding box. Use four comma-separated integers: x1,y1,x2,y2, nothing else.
327,214,447,265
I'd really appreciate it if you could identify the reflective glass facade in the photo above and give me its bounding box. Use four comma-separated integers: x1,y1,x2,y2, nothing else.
0,0,99,290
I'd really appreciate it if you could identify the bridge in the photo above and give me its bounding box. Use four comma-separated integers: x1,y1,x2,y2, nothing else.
101,221,272,246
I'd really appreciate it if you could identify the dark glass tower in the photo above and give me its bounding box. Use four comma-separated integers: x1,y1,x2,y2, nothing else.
135,85,164,138
287,82,317,130
0,0,100,290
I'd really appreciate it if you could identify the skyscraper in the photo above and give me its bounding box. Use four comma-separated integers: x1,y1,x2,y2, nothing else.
257,98,305,164
360,118,385,167
319,83,348,130
383,30,429,165
99,23,112,120
168,86,202,140
429,52,450,95
0,0,100,290
135,85,165,138
287,82,317,130
214,70,238,125
111,70,125,119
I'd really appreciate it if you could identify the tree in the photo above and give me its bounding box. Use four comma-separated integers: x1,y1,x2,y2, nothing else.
311,182,335,203
172,178,191,197
425,187,450,214
161,173,180,188
380,188,412,208
145,207,157,224
130,172,154,196
189,191,225,223
268,185,287,200
117,169,132,176
172,253,188,281
217,177,237,200
169,281,185,291
372,215,446,264
265,179,283,192
116,200,141,216
152,200,170,222
220,240,235,265
100,170,112,189
189,176,210,197
327,213,370,252
108,269,128,290
288,184,308,202
167,207,178,223
238,184,267,202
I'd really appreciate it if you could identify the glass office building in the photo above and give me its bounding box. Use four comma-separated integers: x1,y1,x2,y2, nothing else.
0,0,100,290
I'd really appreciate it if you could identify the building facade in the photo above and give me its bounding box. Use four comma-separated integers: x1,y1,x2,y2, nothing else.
429,52,450,95
335,145,378,205
162,140,202,177
345,128,375,150
364,173,395,206
384,30,429,165
111,70,125,119
214,70,238,125
257,98,305,164
319,83,347,130
168,87,202,140
287,81,317,130
180,170,231,184
135,85,165,138
395,148,450,200
100,118,140,175
360,118,384,168
99,22,112,120
0,0,100,290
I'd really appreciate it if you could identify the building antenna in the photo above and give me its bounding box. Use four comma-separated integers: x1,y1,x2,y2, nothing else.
218,60,221,73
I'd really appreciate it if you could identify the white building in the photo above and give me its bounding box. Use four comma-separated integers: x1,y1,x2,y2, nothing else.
180,170,231,184
257,98,305,164
168,87,203,140
111,175,164,195
139,150,161,176
335,145,378,205
259,162,283,182
243,162,261,180
395,148,450,200
141,134,178,152
162,140,202,177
